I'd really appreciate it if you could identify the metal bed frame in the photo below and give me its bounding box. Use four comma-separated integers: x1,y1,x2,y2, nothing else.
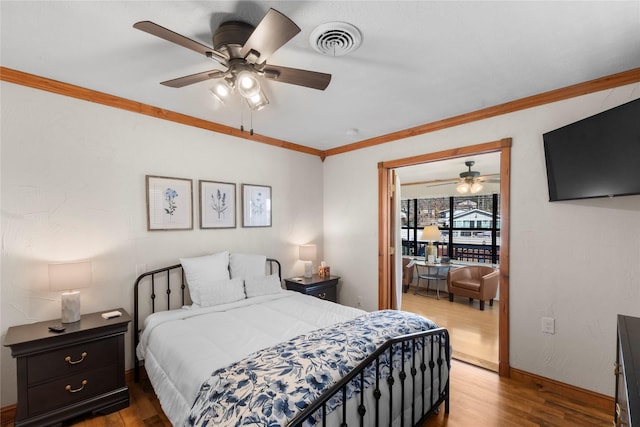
133,258,450,426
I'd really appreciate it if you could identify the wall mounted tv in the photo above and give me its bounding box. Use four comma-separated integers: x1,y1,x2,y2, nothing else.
543,98,640,202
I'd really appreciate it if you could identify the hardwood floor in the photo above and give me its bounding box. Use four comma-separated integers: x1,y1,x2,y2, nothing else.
422,360,611,427
401,285,499,371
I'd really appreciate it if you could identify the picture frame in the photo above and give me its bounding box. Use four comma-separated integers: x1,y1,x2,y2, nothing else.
242,184,272,227
199,180,236,229
146,175,193,231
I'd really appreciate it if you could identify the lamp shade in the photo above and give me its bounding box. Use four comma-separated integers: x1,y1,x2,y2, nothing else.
299,245,317,261
49,261,91,292
420,225,441,242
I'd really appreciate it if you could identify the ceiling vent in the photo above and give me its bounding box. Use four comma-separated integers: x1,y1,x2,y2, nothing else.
310,22,362,57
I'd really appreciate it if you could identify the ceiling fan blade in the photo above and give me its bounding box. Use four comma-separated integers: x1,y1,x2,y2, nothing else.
240,9,300,63
424,181,460,188
263,65,331,90
160,70,226,88
133,21,228,65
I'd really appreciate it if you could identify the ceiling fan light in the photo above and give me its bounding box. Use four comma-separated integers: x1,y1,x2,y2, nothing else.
246,89,269,110
456,182,470,194
209,79,234,105
470,182,484,193
237,71,261,98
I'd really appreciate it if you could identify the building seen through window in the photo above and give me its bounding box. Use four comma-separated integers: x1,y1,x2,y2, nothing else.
401,194,500,265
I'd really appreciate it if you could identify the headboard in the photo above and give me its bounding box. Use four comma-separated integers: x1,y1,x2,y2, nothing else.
133,258,281,381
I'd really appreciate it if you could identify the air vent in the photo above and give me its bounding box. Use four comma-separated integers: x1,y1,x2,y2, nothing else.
310,22,362,57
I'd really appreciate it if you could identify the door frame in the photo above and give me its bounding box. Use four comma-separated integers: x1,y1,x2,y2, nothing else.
378,138,512,376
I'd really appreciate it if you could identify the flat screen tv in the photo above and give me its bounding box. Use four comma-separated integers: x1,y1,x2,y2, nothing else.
543,98,640,201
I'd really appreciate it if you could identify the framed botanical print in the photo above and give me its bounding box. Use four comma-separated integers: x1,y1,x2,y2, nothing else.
242,184,272,227
146,175,193,230
199,180,236,229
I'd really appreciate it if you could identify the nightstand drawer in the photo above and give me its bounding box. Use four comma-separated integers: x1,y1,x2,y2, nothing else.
307,285,337,302
284,275,340,303
27,364,120,417
27,336,118,385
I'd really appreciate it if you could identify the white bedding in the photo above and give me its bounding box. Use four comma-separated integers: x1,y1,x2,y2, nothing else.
137,290,366,425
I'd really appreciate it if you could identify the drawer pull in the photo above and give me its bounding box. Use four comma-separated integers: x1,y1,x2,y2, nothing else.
318,292,326,299
65,351,87,365
65,379,87,393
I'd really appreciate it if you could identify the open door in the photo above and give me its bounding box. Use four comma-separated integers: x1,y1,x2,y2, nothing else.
378,167,403,310
392,170,402,310
378,138,512,377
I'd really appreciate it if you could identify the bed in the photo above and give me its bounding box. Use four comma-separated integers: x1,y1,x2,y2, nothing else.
133,252,450,426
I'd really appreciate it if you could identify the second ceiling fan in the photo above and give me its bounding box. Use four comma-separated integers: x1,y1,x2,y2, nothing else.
134,8,331,110
424,161,500,194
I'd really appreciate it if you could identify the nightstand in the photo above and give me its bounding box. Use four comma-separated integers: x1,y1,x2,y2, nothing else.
4,308,131,427
284,274,340,303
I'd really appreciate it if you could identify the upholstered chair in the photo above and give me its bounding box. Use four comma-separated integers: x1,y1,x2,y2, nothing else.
447,265,499,310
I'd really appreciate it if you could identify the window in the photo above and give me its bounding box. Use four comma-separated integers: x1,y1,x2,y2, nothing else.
402,194,500,264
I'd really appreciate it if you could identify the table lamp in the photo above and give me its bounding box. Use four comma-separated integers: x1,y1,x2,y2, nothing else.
420,225,441,262
49,261,91,323
299,244,317,278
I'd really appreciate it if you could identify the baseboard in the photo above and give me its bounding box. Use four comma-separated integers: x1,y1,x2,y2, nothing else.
1,404,16,425
510,367,614,411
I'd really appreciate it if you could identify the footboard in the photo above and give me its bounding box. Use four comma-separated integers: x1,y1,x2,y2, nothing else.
133,258,281,382
287,328,450,427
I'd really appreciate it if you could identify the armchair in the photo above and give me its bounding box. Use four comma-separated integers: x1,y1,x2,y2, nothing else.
447,265,499,310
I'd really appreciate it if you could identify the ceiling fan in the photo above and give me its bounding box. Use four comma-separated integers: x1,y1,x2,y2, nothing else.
133,8,331,110
423,161,500,194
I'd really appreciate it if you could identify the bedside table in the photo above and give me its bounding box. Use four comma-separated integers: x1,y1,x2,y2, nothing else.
4,308,131,427
284,274,340,303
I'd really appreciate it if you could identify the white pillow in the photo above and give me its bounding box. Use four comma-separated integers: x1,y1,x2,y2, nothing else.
244,274,283,298
180,251,230,305
229,253,267,279
198,277,246,307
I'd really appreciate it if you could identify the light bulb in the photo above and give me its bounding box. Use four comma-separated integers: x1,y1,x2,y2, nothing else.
457,182,470,194
237,71,260,98
209,80,233,104
470,182,483,193
246,89,269,110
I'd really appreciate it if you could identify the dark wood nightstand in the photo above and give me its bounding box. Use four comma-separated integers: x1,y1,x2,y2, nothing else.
284,274,340,303
4,308,131,426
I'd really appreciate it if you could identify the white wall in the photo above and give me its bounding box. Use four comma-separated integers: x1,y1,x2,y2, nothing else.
324,83,640,396
0,82,326,406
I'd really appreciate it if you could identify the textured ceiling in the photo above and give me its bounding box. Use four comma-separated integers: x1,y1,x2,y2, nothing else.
2,0,639,161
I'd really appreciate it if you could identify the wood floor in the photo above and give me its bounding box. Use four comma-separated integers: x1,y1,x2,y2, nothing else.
401,285,499,371
49,360,611,427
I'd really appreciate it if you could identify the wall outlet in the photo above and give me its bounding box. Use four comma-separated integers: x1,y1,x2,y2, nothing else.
541,317,555,334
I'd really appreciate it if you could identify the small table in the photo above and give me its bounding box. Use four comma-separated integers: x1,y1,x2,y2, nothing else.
414,261,452,299
284,274,340,303
4,309,131,426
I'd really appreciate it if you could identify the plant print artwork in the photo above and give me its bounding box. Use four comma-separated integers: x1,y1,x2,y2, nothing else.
164,188,178,220
211,189,227,220
200,181,236,229
146,176,193,230
243,185,271,227
250,191,264,217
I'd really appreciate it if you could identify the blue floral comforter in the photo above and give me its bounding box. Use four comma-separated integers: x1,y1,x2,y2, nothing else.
185,309,442,427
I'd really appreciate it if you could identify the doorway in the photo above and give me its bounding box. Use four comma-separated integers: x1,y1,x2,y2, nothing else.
378,138,511,376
